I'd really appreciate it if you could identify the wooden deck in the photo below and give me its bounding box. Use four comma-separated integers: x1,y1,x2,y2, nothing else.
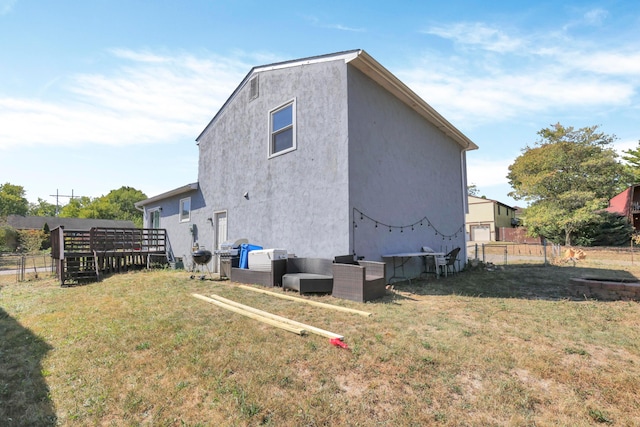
51,226,168,285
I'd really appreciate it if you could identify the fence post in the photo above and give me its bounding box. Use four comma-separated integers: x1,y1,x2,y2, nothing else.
20,255,26,282
482,243,485,263
543,239,547,265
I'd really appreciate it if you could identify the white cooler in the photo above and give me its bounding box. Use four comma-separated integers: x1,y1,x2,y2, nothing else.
248,249,288,271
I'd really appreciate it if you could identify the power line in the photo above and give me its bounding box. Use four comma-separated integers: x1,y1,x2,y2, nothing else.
49,189,87,216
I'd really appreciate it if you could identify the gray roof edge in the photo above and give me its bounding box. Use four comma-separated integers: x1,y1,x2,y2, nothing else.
346,51,478,151
195,49,478,152
135,182,199,207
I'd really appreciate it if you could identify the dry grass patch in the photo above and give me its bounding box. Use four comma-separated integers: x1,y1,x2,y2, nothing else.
1,262,640,426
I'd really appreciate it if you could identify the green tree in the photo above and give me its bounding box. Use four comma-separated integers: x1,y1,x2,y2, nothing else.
467,184,480,197
572,211,634,246
17,229,48,253
0,183,29,217
621,140,640,184
58,196,92,218
28,198,58,217
507,123,629,246
0,224,19,252
58,187,146,227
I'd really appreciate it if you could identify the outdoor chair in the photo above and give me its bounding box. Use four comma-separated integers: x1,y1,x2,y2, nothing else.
441,247,461,276
332,255,387,302
421,246,446,278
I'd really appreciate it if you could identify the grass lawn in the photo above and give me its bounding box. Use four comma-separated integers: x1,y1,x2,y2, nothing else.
1,259,639,426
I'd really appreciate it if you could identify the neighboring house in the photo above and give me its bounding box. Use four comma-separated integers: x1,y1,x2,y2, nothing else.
136,50,478,276
466,196,517,242
6,215,136,231
606,184,640,231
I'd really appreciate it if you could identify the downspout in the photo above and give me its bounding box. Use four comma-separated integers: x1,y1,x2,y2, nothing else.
135,204,145,228
460,147,471,265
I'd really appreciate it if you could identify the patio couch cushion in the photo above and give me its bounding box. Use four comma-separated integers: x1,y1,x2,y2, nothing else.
283,258,333,294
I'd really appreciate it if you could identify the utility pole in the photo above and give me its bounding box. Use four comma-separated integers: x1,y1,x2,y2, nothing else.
49,189,86,216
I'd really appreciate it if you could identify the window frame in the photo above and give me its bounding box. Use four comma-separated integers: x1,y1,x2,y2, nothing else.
268,98,296,158
149,208,161,229
179,197,191,223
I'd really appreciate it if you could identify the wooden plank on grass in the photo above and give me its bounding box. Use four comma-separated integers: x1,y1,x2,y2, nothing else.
191,293,306,336
237,284,372,317
209,294,344,340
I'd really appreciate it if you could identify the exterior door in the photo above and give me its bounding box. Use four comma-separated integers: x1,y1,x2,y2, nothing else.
214,211,227,273
150,209,160,229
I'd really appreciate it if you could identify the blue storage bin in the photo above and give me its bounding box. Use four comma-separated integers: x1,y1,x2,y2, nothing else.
239,243,263,269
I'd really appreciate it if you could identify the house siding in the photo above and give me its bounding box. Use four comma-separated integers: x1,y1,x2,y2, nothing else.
142,189,204,263
196,59,350,258
466,196,517,242
347,66,467,263
137,51,476,277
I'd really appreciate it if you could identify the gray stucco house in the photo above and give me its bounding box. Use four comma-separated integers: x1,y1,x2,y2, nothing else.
135,50,478,275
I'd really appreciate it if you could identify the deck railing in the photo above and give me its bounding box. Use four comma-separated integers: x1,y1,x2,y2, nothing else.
50,226,167,285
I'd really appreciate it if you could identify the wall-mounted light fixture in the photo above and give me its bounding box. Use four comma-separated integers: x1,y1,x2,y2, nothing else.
243,191,249,200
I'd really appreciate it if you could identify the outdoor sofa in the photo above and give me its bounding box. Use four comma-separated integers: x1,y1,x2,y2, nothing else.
282,257,333,294
230,258,287,287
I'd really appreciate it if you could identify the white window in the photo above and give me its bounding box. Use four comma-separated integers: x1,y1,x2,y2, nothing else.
269,99,296,157
179,197,191,222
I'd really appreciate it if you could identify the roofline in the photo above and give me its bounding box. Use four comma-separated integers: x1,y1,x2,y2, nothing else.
134,183,198,207
195,49,478,151
196,50,361,141
468,195,515,209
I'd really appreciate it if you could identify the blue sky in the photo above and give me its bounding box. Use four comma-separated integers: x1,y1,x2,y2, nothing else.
1,1,639,208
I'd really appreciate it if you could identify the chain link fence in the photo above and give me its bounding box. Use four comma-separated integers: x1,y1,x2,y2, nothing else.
467,242,640,267
0,253,55,282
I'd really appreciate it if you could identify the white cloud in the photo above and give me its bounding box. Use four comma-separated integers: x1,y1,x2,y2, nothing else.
402,20,639,126
583,8,608,26
0,50,250,150
466,157,512,188
325,23,366,32
423,22,524,53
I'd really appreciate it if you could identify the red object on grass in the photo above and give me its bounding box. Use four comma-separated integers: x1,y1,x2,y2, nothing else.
330,338,348,349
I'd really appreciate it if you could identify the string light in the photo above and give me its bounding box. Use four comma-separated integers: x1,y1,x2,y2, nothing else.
352,207,464,240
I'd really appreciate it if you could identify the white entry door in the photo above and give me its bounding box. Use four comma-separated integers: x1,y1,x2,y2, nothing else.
214,211,227,273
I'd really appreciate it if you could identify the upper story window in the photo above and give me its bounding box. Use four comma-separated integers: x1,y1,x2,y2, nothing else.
179,197,191,222
269,99,296,157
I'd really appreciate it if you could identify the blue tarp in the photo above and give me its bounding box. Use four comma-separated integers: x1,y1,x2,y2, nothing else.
239,243,263,269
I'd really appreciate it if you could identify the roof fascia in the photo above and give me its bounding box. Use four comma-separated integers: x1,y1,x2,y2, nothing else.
135,183,198,207
346,50,478,151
